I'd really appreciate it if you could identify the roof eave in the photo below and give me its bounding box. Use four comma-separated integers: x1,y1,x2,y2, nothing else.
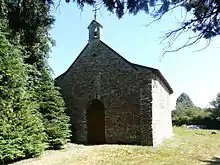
153,70,173,94
87,20,103,29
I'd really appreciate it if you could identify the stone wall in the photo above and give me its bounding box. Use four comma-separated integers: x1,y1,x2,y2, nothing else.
56,39,153,145
56,39,173,146
151,76,173,146
138,69,153,145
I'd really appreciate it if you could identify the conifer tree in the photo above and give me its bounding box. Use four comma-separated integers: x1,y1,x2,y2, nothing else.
0,0,71,149
36,68,71,149
0,22,45,164
176,93,194,108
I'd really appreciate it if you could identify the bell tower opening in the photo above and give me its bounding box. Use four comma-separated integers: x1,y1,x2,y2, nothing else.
94,27,98,38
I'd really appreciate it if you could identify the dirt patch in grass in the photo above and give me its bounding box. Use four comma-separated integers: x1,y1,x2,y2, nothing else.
11,127,220,165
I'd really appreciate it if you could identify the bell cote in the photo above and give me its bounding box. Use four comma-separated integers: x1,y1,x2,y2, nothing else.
88,20,103,42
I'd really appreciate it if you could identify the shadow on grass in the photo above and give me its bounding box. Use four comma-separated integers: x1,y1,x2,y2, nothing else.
73,141,150,146
201,157,220,165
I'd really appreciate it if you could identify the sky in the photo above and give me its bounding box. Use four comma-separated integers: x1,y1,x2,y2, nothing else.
48,1,220,109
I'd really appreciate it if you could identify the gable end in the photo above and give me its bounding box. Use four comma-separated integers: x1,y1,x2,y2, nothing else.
132,63,173,94
55,43,89,81
100,41,138,71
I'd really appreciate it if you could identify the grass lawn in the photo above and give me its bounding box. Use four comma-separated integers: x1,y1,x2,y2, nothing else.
11,127,220,165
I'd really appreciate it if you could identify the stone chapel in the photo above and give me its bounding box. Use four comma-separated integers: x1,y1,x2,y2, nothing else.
55,18,173,146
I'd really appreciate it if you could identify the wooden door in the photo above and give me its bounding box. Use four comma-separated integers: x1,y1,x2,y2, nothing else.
87,99,105,144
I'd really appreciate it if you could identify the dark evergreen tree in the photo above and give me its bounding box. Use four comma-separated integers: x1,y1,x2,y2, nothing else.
210,92,220,119
210,93,220,110
0,21,45,164
48,0,220,52
1,0,71,149
176,92,194,108
3,0,219,52
36,68,71,149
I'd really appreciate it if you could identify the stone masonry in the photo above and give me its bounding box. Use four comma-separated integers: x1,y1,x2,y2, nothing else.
55,19,173,146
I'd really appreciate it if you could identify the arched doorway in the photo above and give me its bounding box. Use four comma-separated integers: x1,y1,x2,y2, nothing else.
87,99,105,144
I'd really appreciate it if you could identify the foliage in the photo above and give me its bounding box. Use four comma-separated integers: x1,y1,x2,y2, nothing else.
210,92,220,109
210,92,220,119
172,105,210,126
36,68,71,149
0,25,46,164
172,92,220,129
47,0,220,52
1,0,71,151
3,0,54,62
171,92,220,128
176,92,194,108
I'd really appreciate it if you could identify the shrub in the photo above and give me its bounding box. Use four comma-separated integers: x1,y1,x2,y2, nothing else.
172,106,210,126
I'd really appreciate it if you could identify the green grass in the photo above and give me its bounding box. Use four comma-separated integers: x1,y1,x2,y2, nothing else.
11,127,220,165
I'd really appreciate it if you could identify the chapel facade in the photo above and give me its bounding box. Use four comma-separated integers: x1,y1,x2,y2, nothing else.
55,18,173,146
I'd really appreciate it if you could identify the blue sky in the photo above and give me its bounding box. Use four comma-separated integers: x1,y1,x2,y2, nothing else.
49,2,220,109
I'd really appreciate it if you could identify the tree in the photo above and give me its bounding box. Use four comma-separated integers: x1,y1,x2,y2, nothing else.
49,0,219,53
1,0,71,149
173,93,210,126
172,106,209,126
210,92,220,109
172,92,220,128
36,68,71,149
176,92,194,108
0,22,45,163
2,0,218,54
210,92,220,119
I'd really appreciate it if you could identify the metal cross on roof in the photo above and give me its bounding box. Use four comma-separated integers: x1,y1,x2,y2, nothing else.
93,7,98,20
